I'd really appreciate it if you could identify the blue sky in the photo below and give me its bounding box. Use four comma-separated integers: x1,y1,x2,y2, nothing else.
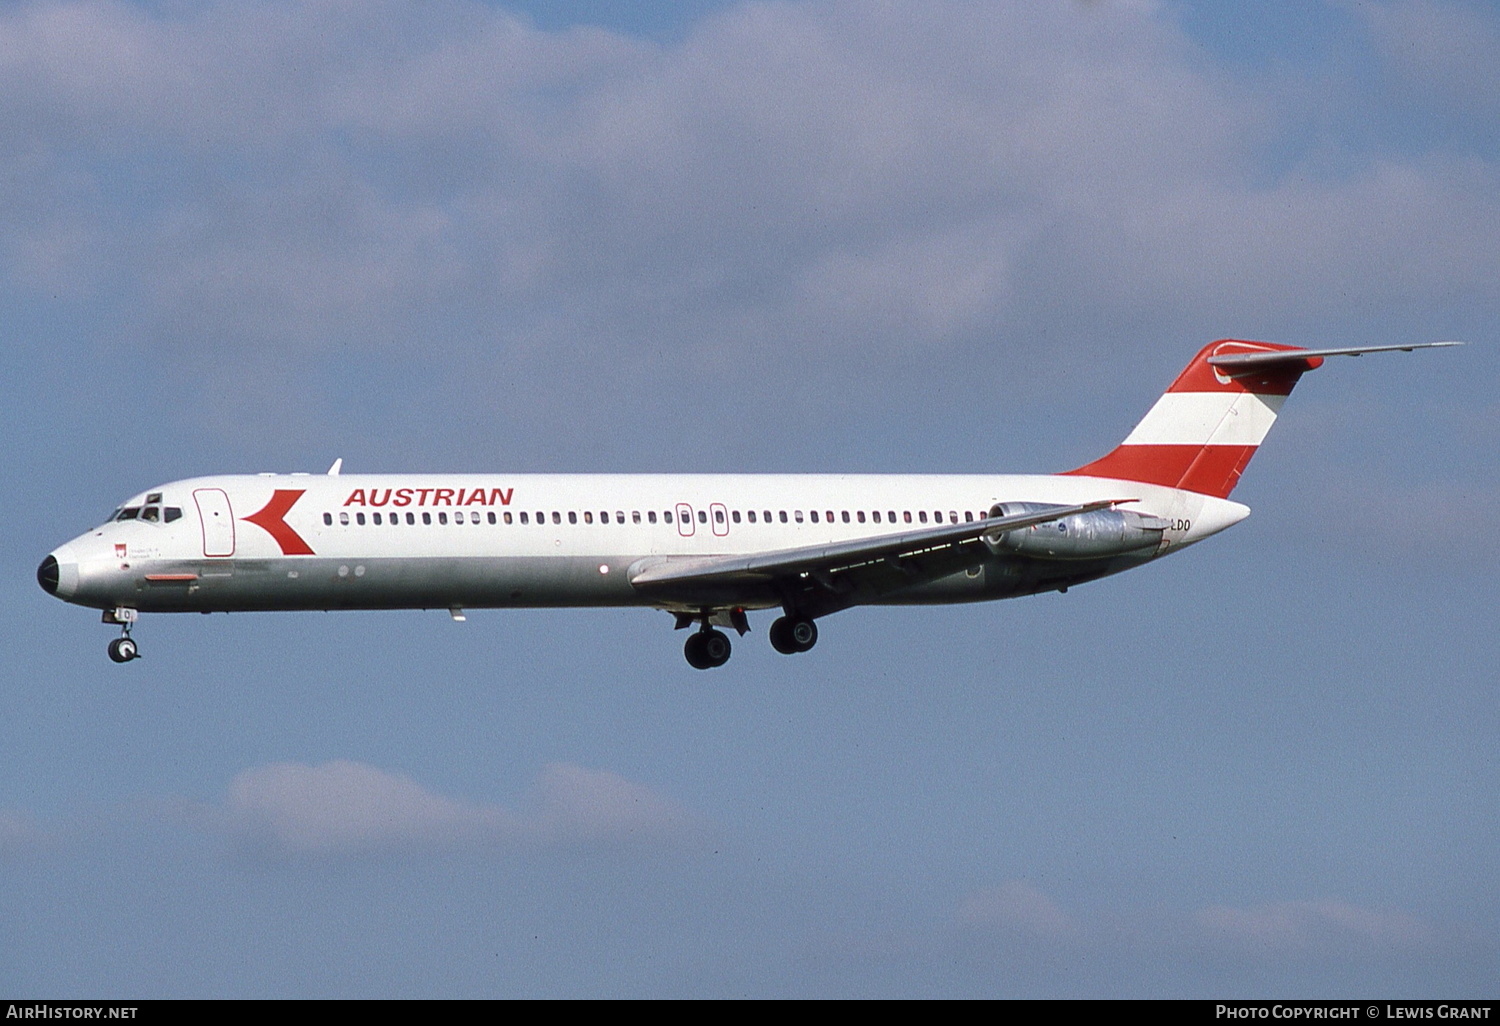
2,0,1496,997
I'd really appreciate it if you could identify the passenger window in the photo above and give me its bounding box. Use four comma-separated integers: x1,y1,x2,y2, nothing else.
438,512,447,525
373,512,382,525
583,511,592,524
794,510,804,523
871,511,880,523
633,511,642,524
903,511,912,523
732,510,741,523
918,511,927,523
779,511,788,523
648,511,657,524
406,512,416,525
663,511,672,524
810,511,819,523
422,512,432,525
842,511,850,523
763,510,771,522
747,510,756,523
825,511,834,523
616,511,625,523
965,511,974,522
502,512,510,524
698,510,707,524
890,511,898,523
340,512,350,526
856,511,865,523
552,512,561,525
715,509,725,524
324,513,333,526
520,512,529,525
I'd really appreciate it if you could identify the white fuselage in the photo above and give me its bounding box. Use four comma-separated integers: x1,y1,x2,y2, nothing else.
42,471,1248,617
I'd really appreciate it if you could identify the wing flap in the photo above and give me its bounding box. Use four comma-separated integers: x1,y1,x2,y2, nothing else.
627,499,1131,591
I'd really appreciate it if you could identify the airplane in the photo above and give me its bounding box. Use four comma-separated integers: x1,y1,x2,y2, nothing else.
37,339,1457,668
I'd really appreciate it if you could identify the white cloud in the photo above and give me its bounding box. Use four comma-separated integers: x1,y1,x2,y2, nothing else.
223,759,693,857
3,1,1492,358
528,761,692,844
1361,0,1500,116
949,883,1439,958
0,810,45,856
0,0,1493,463
955,880,1076,937
1197,899,1434,950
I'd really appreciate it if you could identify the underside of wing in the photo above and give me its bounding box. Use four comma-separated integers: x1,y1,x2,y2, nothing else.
627,499,1132,617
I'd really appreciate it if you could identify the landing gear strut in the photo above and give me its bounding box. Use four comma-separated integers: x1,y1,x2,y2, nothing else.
105,607,140,663
684,626,732,669
768,614,817,655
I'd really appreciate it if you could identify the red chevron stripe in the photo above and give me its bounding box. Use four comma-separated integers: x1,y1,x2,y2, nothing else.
1063,444,1259,499
242,489,316,556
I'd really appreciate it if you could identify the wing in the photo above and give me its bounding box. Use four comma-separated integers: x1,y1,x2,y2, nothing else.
627,498,1132,617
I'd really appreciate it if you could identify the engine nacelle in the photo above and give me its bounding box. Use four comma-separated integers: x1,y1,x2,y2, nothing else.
984,502,1168,560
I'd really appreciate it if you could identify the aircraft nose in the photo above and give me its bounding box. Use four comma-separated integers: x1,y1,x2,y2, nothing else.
37,552,78,600
37,555,58,594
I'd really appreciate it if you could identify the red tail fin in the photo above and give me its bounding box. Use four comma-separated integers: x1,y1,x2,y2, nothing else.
1063,340,1316,498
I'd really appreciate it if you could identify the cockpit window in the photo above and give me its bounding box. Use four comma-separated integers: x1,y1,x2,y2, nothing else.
146,492,163,504
117,507,141,521
140,506,160,523
164,507,182,523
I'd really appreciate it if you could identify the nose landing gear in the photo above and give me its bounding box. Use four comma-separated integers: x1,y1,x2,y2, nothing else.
107,635,139,663
103,607,141,663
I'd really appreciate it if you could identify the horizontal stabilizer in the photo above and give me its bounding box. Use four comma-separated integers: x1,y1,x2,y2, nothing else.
1208,341,1462,372
1067,338,1462,498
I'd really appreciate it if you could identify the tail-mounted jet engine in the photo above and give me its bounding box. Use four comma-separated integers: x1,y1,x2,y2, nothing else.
985,502,1169,560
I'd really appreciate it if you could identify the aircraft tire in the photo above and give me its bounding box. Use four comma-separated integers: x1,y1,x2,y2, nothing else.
769,617,798,655
700,629,731,667
686,629,731,669
108,637,138,663
788,616,817,652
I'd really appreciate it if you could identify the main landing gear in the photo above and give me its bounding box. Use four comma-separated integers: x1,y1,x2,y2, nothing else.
675,610,819,668
104,607,141,663
768,614,817,655
683,627,732,670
